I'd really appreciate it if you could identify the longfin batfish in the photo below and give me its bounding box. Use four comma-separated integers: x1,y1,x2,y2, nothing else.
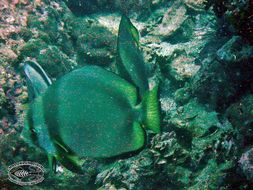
21,15,161,174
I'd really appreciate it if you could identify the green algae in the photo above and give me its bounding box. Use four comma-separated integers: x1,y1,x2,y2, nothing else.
19,39,48,59
37,46,76,77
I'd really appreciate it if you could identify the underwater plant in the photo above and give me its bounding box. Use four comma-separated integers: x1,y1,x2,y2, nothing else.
21,15,161,173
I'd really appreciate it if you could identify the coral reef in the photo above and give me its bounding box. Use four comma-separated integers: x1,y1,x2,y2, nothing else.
207,0,253,43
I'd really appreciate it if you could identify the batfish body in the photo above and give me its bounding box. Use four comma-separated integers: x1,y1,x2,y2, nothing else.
42,65,146,158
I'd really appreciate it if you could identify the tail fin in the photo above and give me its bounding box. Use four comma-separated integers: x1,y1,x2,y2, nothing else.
21,60,52,101
141,86,161,133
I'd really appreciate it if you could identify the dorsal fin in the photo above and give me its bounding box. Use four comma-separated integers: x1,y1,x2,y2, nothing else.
117,15,149,97
22,60,52,101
